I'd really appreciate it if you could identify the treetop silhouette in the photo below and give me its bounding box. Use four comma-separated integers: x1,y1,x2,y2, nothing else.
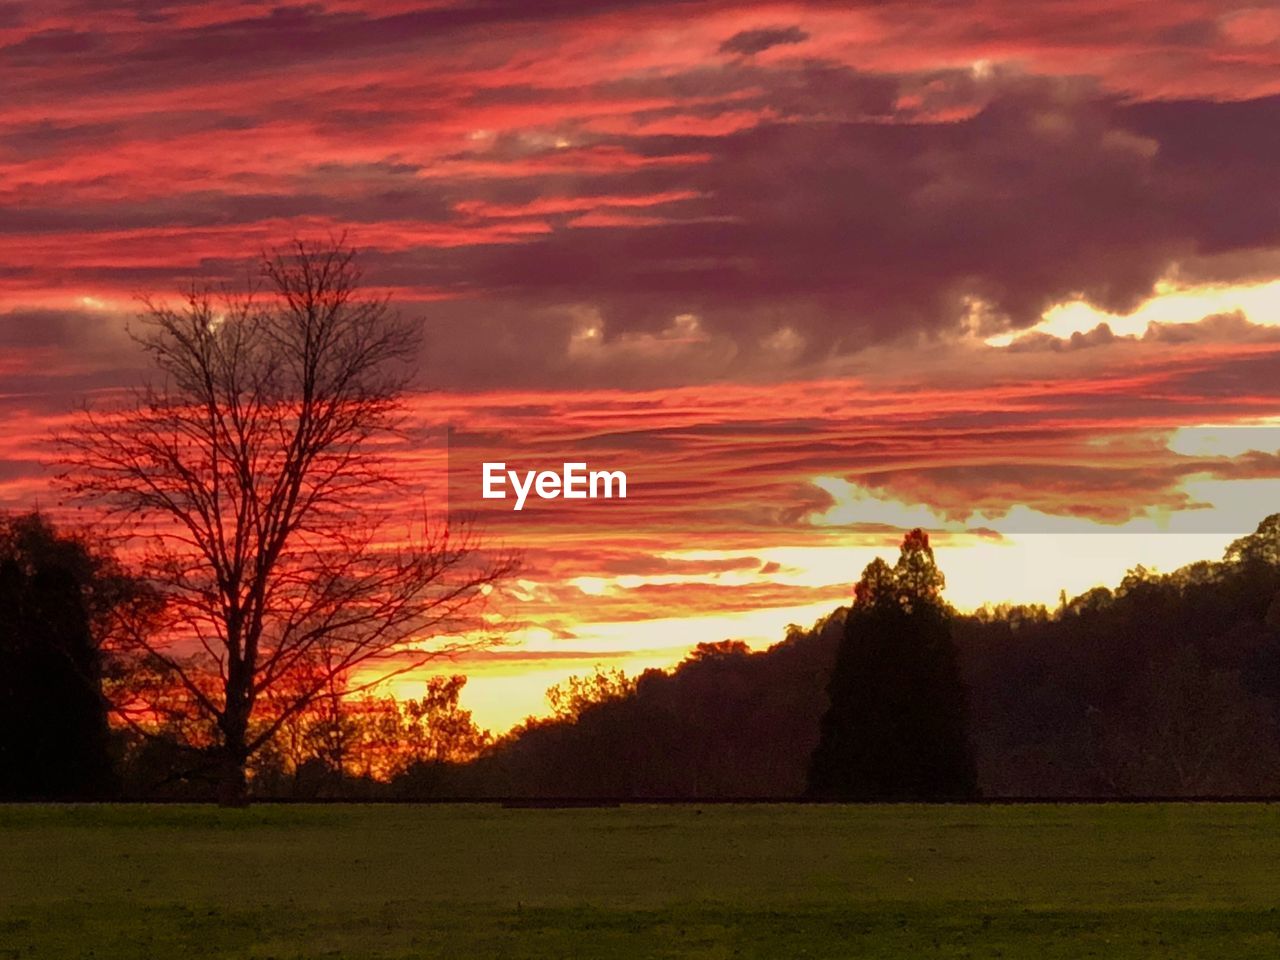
809,528,976,800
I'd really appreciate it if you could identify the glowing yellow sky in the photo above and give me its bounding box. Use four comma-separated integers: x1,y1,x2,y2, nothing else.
379,278,1280,732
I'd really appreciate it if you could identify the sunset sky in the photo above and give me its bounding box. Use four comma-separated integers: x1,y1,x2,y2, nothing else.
3,0,1280,730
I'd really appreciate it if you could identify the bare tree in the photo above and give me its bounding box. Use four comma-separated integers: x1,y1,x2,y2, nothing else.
58,239,516,804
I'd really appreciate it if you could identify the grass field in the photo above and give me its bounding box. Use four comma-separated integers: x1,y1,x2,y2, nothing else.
3,803,1280,958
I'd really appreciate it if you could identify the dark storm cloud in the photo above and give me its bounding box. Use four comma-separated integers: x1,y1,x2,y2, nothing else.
37,57,1259,395
719,25,809,56
367,78,1280,378
1122,96,1280,252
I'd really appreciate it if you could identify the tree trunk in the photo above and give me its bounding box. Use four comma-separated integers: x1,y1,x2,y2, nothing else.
218,665,252,807
216,751,249,807
216,703,250,807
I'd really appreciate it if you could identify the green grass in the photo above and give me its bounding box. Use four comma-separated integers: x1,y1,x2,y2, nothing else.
3,803,1280,958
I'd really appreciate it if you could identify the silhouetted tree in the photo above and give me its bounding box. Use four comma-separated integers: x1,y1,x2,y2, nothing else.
546,666,636,721
1226,513,1280,569
251,674,490,796
0,513,117,799
686,640,751,661
394,675,492,763
57,239,517,805
808,529,977,799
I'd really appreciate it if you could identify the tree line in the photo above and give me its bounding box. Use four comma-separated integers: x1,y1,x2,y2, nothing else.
451,518,1280,800
6,508,1280,800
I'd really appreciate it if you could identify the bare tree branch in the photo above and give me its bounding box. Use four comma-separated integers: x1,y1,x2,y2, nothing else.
56,238,518,805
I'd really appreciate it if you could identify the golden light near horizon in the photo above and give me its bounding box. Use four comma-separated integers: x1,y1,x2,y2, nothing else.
383,518,1252,733
405,464,1270,734
984,277,1280,347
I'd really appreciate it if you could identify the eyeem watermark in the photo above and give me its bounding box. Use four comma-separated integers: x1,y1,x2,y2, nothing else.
482,462,627,511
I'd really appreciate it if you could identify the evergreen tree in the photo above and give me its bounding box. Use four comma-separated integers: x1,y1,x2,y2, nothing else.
808,529,977,799
0,513,116,799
